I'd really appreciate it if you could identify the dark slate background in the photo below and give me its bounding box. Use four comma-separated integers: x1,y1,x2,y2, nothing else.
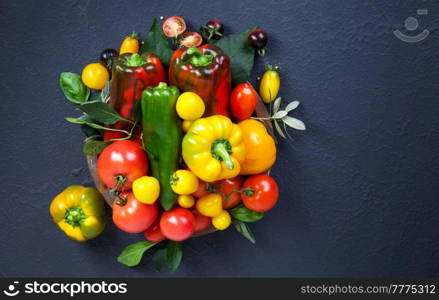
1,0,438,277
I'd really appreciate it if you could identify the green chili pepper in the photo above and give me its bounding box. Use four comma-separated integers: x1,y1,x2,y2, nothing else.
141,82,182,210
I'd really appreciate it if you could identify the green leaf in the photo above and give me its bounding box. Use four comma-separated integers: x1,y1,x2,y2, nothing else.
117,241,157,267
82,140,109,156
230,205,264,223
65,117,109,131
152,249,167,272
166,241,183,273
78,101,130,125
141,18,173,67
233,220,256,244
214,29,255,84
59,72,90,104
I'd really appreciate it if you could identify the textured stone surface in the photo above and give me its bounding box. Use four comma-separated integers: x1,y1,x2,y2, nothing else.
0,0,438,277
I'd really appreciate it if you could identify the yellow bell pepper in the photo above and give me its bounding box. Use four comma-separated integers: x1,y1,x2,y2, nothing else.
49,186,106,242
182,115,246,182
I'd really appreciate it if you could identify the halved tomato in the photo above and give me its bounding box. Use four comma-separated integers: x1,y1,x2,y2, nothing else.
179,32,203,47
162,16,186,38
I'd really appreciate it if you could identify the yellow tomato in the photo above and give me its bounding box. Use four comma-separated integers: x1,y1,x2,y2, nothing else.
132,176,160,204
196,194,222,217
120,32,139,54
212,210,231,230
177,195,195,208
182,120,193,132
170,170,199,195
176,92,205,120
259,67,280,103
81,63,109,90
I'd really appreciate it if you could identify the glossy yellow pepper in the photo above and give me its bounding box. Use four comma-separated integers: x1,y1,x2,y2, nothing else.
238,119,276,174
49,186,106,242
182,115,246,182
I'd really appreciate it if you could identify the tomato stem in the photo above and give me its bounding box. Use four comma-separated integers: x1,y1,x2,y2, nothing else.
110,175,127,195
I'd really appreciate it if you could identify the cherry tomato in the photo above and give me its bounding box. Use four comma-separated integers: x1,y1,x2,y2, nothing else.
213,176,244,209
81,62,109,90
112,192,158,233
212,210,231,230
259,67,280,103
162,16,186,38
196,194,223,217
203,19,224,40
241,174,279,212
120,32,139,54
230,83,258,120
176,92,205,120
133,176,160,204
160,207,196,241
177,195,195,208
248,28,268,55
97,140,148,191
100,48,119,66
170,170,199,195
192,179,209,198
192,209,211,232
144,219,166,242
179,32,203,47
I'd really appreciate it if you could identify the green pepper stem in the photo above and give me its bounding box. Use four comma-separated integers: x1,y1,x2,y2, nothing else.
212,139,234,169
64,206,87,227
124,53,147,67
186,47,214,67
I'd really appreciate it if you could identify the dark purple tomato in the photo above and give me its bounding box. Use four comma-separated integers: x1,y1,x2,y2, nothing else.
248,29,268,49
100,48,119,64
203,19,224,40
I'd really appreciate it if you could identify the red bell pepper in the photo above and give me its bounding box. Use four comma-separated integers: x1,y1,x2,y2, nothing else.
109,53,166,120
168,44,231,116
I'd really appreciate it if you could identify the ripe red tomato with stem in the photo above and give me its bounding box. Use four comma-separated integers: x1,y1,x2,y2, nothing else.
112,192,158,233
144,219,166,243
160,207,196,241
213,176,244,209
97,140,148,192
230,83,258,120
241,174,279,212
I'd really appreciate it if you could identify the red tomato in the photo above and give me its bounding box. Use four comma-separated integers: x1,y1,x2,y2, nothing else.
97,140,148,191
179,32,203,47
162,16,186,38
192,178,209,198
160,207,195,241
144,219,166,243
241,174,279,212
192,209,211,232
112,192,158,233
214,176,244,209
230,83,258,120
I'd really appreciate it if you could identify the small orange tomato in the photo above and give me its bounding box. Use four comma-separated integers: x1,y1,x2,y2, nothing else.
120,32,140,54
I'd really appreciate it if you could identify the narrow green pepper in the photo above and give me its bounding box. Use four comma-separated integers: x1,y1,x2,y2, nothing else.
141,82,182,210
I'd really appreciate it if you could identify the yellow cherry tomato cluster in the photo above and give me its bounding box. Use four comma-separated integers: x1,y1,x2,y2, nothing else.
196,194,231,230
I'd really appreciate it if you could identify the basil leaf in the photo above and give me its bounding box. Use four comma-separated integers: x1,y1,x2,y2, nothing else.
166,241,183,274
141,18,173,67
78,101,129,125
117,241,157,267
82,140,109,156
233,220,256,244
65,117,109,131
230,205,264,223
152,249,167,272
59,72,90,104
214,29,255,84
